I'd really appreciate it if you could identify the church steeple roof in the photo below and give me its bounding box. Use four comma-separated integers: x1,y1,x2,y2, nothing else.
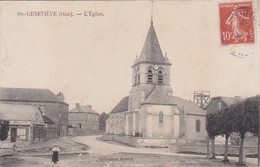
136,22,165,64
133,55,139,64
164,53,170,64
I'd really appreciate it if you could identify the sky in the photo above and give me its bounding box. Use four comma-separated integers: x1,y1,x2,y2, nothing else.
0,0,259,114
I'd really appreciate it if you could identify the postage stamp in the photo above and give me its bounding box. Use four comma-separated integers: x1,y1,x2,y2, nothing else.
219,1,255,45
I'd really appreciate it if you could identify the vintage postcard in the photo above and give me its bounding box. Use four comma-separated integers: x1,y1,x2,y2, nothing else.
0,0,259,167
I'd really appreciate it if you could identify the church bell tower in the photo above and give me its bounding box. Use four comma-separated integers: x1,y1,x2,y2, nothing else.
128,21,173,112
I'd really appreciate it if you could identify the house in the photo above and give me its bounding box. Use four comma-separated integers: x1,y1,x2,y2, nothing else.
0,103,45,143
0,87,69,137
105,21,207,147
69,103,99,135
206,96,242,114
42,115,56,140
206,96,243,144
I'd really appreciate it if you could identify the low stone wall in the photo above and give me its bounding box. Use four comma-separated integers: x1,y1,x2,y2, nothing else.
104,135,138,147
102,135,176,147
169,144,257,156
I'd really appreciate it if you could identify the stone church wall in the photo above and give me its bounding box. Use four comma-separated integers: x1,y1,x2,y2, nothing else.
106,112,126,135
185,114,206,143
140,104,175,138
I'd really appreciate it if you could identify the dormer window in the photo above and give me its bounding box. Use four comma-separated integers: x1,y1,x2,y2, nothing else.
147,70,153,83
158,70,163,84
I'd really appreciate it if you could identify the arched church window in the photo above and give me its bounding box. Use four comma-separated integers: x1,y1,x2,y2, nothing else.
158,70,163,84
78,123,82,129
159,111,163,123
196,120,200,132
147,70,153,83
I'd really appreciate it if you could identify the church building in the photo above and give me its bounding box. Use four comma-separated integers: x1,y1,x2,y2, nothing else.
106,21,206,146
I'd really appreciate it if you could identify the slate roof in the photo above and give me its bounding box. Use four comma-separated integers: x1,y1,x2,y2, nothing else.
70,104,99,115
142,86,174,105
170,96,205,115
205,96,244,110
221,97,235,106
110,86,205,115
111,96,129,113
0,103,44,124
135,22,170,65
42,115,55,124
0,87,65,104
142,86,205,115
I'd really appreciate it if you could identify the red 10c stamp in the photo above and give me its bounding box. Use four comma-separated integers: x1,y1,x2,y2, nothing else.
219,2,255,45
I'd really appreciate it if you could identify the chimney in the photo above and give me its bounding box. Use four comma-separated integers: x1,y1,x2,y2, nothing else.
76,103,80,112
57,92,64,102
234,96,242,104
87,105,92,109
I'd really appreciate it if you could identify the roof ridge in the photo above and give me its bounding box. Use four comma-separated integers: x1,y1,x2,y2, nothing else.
143,86,173,105
111,96,129,113
0,87,68,104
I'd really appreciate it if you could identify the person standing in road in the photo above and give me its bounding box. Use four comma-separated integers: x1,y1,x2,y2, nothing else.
52,144,60,164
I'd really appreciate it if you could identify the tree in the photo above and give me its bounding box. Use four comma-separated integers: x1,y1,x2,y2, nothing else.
207,107,234,161
206,95,260,165
243,96,259,135
231,96,259,165
235,96,259,165
206,112,223,159
0,120,9,141
221,107,234,162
